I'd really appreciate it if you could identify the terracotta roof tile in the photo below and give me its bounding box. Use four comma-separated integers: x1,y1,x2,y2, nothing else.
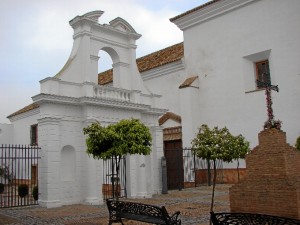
98,42,184,85
170,0,221,22
179,76,198,89
98,69,113,85
7,103,39,118
136,42,183,72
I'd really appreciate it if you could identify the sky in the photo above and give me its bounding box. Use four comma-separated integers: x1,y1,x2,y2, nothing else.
0,0,210,123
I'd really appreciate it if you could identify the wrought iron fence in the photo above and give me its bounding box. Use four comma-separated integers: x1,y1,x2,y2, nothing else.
0,144,40,208
102,156,126,200
183,148,224,187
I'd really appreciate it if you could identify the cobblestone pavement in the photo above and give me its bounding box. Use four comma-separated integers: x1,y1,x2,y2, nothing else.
0,184,231,225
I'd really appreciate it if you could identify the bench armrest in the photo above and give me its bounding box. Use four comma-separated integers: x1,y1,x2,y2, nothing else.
169,211,181,224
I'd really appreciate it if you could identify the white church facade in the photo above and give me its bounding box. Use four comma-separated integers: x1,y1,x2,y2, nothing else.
0,0,299,208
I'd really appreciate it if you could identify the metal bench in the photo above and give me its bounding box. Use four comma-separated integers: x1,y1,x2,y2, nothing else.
211,212,300,225
107,199,181,225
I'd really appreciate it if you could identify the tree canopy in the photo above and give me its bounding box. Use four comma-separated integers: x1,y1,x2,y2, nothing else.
83,118,152,160
296,136,300,151
191,124,249,163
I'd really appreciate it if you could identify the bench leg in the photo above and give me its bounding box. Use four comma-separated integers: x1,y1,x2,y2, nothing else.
108,219,124,225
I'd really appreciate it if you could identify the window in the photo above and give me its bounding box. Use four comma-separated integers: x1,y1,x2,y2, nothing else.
255,60,271,88
30,124,38,145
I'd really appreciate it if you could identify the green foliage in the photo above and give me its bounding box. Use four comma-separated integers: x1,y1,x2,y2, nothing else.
32,186,38,201
0,165,13,183
18,184,29,198
83,118,152,160
191,124,250,214
0,183,4,194
231,134,250,160
191,124,250,163
296,136,300,151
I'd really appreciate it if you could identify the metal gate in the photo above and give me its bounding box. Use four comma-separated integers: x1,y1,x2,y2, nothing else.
0,144,40,208
102,156,126,200
167,147,224,188
184,147,224,186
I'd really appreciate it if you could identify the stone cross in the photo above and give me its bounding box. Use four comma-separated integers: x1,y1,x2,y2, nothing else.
256,77,279,128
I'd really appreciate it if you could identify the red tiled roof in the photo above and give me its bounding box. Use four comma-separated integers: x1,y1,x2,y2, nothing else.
98,69,113,86
98,42,184,85
170,0,221,22
7,103,39,119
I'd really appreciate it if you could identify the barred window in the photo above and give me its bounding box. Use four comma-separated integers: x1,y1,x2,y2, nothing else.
256,60,271,88
30,124,38,145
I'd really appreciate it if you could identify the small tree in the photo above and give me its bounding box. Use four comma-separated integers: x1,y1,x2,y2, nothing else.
18,184,29,205
83,118,152,199
231,134,250,182
32,186,39,201
191,124,249,222
0,183,4,194
295,136,300,151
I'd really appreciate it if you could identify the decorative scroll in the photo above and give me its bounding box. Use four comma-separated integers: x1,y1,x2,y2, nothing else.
107,199,181,225
211,212,300,225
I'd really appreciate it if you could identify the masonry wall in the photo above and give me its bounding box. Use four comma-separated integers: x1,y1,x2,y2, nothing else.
196,168,247,185
230,129,300,219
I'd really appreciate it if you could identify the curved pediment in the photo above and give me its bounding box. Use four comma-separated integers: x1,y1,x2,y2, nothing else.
109,17,138,34
69,10,104,26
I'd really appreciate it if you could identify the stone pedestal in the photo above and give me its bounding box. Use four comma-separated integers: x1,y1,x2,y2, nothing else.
230,128,300,219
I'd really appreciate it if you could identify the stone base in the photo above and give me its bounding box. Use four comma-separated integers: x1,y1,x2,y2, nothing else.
230,129,300,219
84,197,102,205
38,200,62,208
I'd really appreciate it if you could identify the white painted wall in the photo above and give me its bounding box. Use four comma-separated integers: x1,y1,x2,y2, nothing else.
0,123,13,144
143,61,185,115
10,110,40,145
174,0,300,148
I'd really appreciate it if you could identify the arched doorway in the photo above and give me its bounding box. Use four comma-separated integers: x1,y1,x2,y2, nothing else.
159,112,184,190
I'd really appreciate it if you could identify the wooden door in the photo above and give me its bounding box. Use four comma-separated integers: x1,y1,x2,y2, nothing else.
164,140,183,190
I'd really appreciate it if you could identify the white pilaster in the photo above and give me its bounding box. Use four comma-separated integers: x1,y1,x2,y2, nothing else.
38,117,62,208
84,156,101,205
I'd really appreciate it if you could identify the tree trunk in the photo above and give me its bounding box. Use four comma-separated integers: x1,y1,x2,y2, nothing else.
115,155,121,201
209,160,217,225
207,159,211,186
111,156,116,200
237,159,240,183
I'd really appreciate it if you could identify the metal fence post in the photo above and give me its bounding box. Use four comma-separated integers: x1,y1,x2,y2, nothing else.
161,156,168,194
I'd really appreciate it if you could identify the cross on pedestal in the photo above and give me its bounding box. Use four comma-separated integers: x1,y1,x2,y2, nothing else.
256,78,281,129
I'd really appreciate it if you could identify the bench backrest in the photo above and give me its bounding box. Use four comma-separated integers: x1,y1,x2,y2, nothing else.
107,199,170,219
211,212,300,225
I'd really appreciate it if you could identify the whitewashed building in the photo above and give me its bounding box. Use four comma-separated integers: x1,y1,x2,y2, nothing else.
0,0,299,207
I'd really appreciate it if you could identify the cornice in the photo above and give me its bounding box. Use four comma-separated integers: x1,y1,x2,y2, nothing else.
37,117,62,124
80,97,166,115
32,93,80,105
8,108,40,123
32,93,166,116
171,0,259,30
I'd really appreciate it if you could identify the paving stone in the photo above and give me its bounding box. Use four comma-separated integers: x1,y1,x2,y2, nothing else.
0,184,231,225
